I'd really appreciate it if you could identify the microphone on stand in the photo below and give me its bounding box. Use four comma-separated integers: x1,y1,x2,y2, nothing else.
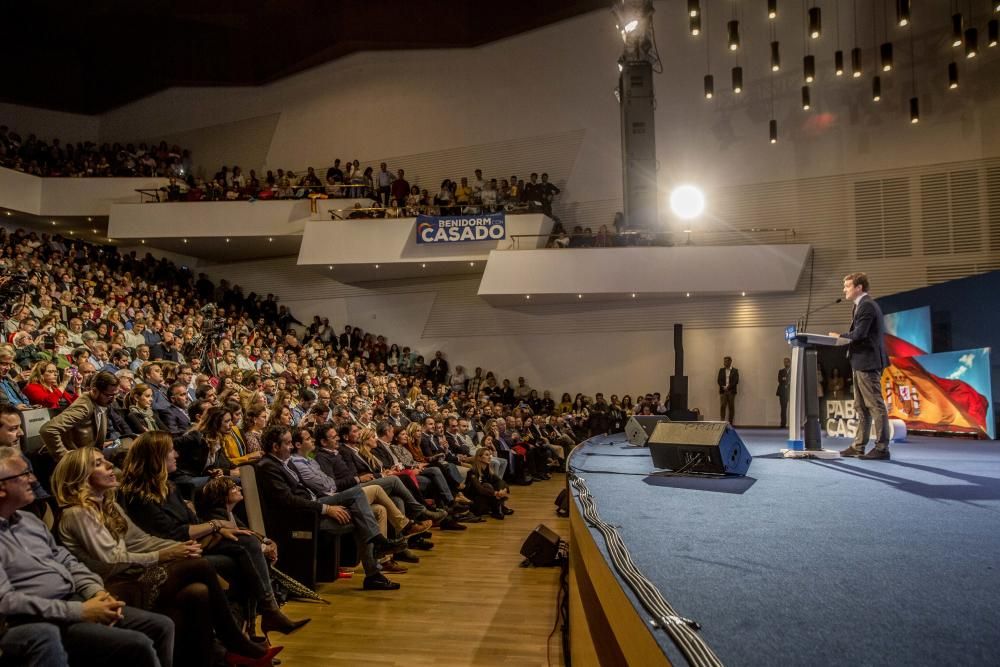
798,298,842,332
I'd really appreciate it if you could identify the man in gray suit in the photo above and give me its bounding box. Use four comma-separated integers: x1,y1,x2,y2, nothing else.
830,272,891,460
39,371,119,461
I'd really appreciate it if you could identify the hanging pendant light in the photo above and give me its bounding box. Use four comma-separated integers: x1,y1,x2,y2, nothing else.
809,7,822,39
732,66,744,93
769,119,778,143
989,19,998,47
835,50,845,75
688,0,700,18
728,20,741,50
948,62,959,89
851,47,862,77
896,0,910,27
771,41,781,71
690,14,701,36
965,28,978,58
768,0,778,20
880,42,893,71
802,85,811,110
910,97,920,124
872,75,882,101
952,14,964,47
804,55,816,82
704,74,715,99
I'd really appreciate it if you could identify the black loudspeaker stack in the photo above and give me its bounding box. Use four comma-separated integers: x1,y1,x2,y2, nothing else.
520,524,563,566
624,415,671,446
647,421,752,476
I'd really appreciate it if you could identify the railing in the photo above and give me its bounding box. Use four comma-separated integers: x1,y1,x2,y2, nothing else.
326,202,533,220
505,227,797,249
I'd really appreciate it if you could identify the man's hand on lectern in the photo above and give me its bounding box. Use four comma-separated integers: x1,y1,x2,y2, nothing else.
827,332,840,338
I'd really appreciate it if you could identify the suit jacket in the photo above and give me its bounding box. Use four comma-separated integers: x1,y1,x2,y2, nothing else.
158,403,192,435
717,367,740,394
39,394,107,460
776,367,790,398
842,295,889,372
255,454,323,516
315,446,361,490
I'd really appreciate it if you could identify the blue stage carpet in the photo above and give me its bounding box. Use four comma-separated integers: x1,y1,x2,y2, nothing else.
569,430,1000,666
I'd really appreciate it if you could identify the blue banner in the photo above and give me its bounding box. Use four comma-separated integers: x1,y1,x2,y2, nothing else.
415,212,506,244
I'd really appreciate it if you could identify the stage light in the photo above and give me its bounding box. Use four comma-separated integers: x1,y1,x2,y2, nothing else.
769,119,778,144
525,295,531,300
689,14,701,36
896,0,910,26
704,74,715,99
87,217,93,222
732,66,743,94
618,62,623,72
948,62,959,89
268,237,273,242
669,185,705,219
225,237,230,242
910,97,920,124
686,292,691,298
688,0,700,18
851,47,863,77
421,263,426,268
329,265,334,270
953,14,963,47
872,76,882,101
835,50,844,75
728,20,740,50
91,228,97,234
632,293,637,298
140,239,145,244
804,55,815,82
50,220,56,225
965,28,978,58
624,19,639,33
741,291,747,297
990,19,998,47
802,85,811,110
577,294,583,299
809,7,822,39
880,42,893,71
182,238,187,243
770,41,781,71
469,262,475,266
768,0,777,20
374,264,379,269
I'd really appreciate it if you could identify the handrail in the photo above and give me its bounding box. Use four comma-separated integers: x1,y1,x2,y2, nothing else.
505,227,797,249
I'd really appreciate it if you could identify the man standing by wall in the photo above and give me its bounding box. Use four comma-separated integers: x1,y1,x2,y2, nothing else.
717,356,739,425
777,357,791,429
830,272,891,459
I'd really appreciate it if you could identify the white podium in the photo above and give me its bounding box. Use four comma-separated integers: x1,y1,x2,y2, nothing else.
783,331,849,459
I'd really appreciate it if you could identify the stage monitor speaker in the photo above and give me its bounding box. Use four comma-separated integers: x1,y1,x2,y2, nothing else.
625,415,671,446
520,524,562,566
648,421,752,476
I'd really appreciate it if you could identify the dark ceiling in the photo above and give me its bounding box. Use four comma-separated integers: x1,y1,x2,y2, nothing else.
3,0,607,115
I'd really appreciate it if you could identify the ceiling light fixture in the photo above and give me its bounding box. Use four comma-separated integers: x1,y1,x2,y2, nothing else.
809,6,822,38
872,75,882,101
732,66,743,93
948,62,959,89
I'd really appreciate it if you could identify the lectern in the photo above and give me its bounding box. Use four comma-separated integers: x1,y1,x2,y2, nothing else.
783,328,848,458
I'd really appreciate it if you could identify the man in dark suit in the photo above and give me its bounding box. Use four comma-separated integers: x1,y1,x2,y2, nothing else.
255,425,405,591
717,357,739,425
777,357,791,429
157,382,192,435
830,272,891,459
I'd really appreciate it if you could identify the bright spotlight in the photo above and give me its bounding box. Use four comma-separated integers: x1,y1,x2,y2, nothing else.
669,185,705,220
624,19,640,33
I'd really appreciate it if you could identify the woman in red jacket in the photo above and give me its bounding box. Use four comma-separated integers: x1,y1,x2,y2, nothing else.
23,360,78,409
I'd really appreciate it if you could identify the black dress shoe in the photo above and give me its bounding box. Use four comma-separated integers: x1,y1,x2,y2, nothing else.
840,447,865,457
439,517,467,531
860,448,890,460
409,538,435,550
362,574,401,591
372,535,408,559
490,511,505,520
394,549,420,564
501,506,514,516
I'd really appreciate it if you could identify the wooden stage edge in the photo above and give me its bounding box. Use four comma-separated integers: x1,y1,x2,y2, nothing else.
569,488,672,667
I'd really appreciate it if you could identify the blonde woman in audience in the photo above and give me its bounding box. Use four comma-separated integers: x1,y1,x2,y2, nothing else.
52,447,282,667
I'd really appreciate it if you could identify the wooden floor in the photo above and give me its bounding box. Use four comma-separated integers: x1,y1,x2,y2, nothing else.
274,475,570,667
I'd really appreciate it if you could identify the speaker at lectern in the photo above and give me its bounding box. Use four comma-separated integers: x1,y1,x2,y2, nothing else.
625,415,671,447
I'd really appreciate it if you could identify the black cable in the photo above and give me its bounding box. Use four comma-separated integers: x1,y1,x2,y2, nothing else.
569,474,723,667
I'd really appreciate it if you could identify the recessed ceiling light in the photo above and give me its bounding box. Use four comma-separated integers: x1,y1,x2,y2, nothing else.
225,238,230,243
469,262,474,267
525,295,531,300
328,265,334,270
268,237,273,242
741,291,747,296
183,239,188,243
631,293,636,298
374,264,379,269
686,292,691,297
421,263,426,268
87,217,93,222
141,240,146,244
577,294,583,299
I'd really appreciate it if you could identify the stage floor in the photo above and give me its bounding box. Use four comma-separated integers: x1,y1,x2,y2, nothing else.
568,430,1000,666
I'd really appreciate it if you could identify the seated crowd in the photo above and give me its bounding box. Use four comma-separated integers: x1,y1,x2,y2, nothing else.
160,161,562,219
0,224,633,666
0,125,190,179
